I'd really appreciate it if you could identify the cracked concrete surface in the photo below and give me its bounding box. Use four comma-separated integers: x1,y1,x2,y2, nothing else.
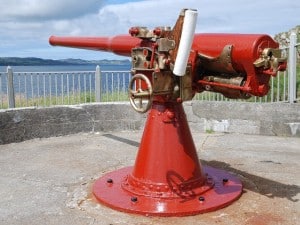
0,131,299,225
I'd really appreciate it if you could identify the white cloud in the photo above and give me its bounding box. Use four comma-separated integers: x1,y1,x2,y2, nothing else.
0,0,103,21
78,0,300,35
0,0,299,60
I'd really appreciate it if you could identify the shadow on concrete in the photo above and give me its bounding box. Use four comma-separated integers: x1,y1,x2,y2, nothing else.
102,133,140,147
201,160,300,203
102,133,300,203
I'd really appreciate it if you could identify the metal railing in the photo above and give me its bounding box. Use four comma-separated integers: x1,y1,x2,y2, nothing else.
288,32,300,103
0,66,131,109
0,33,299,109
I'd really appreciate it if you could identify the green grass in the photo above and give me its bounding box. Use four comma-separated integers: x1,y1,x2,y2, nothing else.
205,129,215,134
0,91,129,109
100,91,129,102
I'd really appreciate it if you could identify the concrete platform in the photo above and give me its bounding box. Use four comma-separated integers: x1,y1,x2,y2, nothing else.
0,131,299,225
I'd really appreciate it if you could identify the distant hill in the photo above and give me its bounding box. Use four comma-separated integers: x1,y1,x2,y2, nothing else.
274,25,300,48
0,57,131,66
274,25,300,63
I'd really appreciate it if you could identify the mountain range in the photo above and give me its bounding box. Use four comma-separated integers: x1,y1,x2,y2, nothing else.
0,57,131,66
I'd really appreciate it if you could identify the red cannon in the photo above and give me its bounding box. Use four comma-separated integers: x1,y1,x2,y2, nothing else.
49,9,286,216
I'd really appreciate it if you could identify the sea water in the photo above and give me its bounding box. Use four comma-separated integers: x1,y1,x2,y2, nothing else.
0,64,132,98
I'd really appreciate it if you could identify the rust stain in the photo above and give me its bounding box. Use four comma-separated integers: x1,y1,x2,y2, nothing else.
245,213,284,225
86,180,98,202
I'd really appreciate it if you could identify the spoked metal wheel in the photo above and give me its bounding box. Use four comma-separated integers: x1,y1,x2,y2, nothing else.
128,73,153,113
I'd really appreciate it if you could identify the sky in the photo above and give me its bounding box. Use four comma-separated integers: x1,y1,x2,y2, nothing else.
0,0,299,60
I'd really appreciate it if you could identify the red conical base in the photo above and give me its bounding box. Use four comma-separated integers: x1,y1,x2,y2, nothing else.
93,102,242,216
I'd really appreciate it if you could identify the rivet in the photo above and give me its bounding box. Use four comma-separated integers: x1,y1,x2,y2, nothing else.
106,178,113,184
223,178,229,183
166,110,175,119
199,196,205,202
131,196,138,202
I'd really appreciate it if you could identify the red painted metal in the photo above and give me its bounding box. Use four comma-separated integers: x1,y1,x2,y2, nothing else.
93,102,242,216
49,35,140,57
193,33,278,61
192,33,281,96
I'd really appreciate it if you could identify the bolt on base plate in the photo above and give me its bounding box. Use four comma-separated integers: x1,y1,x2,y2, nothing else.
93,166,242,217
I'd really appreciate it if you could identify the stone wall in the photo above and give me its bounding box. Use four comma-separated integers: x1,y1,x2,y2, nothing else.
0,103,145,144
0,101,299,144
187,101,300,137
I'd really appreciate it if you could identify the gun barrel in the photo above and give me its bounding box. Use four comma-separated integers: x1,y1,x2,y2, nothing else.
49,35,141,57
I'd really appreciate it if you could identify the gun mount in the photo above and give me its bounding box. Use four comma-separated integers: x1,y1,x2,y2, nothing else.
49,9,286,216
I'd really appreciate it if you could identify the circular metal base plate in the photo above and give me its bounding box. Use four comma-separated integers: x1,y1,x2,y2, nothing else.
93,166,242,217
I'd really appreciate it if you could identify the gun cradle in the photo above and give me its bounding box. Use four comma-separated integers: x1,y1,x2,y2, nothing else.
129,14,200,106
131,45,192,102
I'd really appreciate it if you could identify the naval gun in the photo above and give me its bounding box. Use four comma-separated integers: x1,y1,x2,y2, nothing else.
49,9,286,216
